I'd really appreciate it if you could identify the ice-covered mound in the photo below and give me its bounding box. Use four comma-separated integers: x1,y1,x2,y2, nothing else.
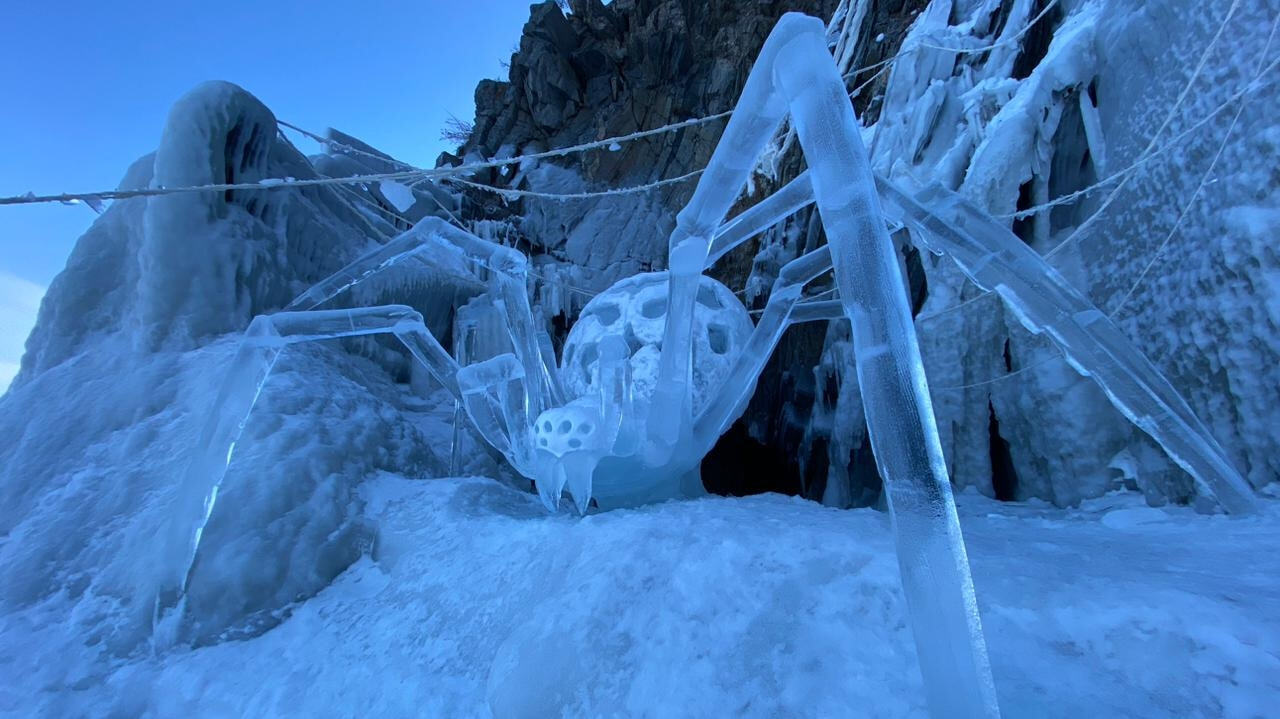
0,80,484,652
3,477,1274,717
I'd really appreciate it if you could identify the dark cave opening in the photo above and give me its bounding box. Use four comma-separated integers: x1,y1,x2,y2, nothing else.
1011,0,1064,80
701,420,804,498
847,431,885,508
803,435,831,503
1010,179,1036,244
988,401,1020,501
902,244,930,317
1047,84,1101,230
223,119,244,205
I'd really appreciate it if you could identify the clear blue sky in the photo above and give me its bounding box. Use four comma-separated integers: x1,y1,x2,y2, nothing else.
0,0,536,388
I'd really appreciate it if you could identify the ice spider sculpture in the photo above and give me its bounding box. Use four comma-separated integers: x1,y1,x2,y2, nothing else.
162,13,1255,718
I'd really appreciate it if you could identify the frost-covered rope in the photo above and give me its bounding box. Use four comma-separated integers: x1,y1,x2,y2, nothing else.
0,112,734,208
280,127,609,301
1036,0,1245,254
1009,51,1280,226
1036,54,1279,246
927,10,1274,390
278,120,419,172
931,353,1060,391
0,168,436,207
446,170,704,201
0,0,1074,210
913,289,999,325
276,128,613,300
916,50,1279,326
286,116,707,203
848,58,895,99
1105,103,1246,318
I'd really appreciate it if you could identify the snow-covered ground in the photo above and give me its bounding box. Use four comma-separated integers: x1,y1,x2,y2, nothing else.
3,475,1274,718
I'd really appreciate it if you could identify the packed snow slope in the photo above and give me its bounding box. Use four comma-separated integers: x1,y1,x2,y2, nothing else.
2,476,1277,718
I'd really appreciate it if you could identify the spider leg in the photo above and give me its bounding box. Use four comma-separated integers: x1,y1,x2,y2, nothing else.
705,171,817,267
287,216,562,417
646,40,794,456
772,23,1002,717
665,14,998,716
785,299,844,323
457,353,535,474
160,305,499,638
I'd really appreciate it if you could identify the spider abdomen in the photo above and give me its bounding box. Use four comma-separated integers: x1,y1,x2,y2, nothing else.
559,272,753,415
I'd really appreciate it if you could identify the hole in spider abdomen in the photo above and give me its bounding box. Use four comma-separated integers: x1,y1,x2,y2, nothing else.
707,324,730,354
542,421,553,433
579,423,593,434
558,420,572,434
641,298,667,318
579,343,599,384
540,438,549,447
623,326,644,355
569,438,582,449
696,285,720,309
592,303,622,326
